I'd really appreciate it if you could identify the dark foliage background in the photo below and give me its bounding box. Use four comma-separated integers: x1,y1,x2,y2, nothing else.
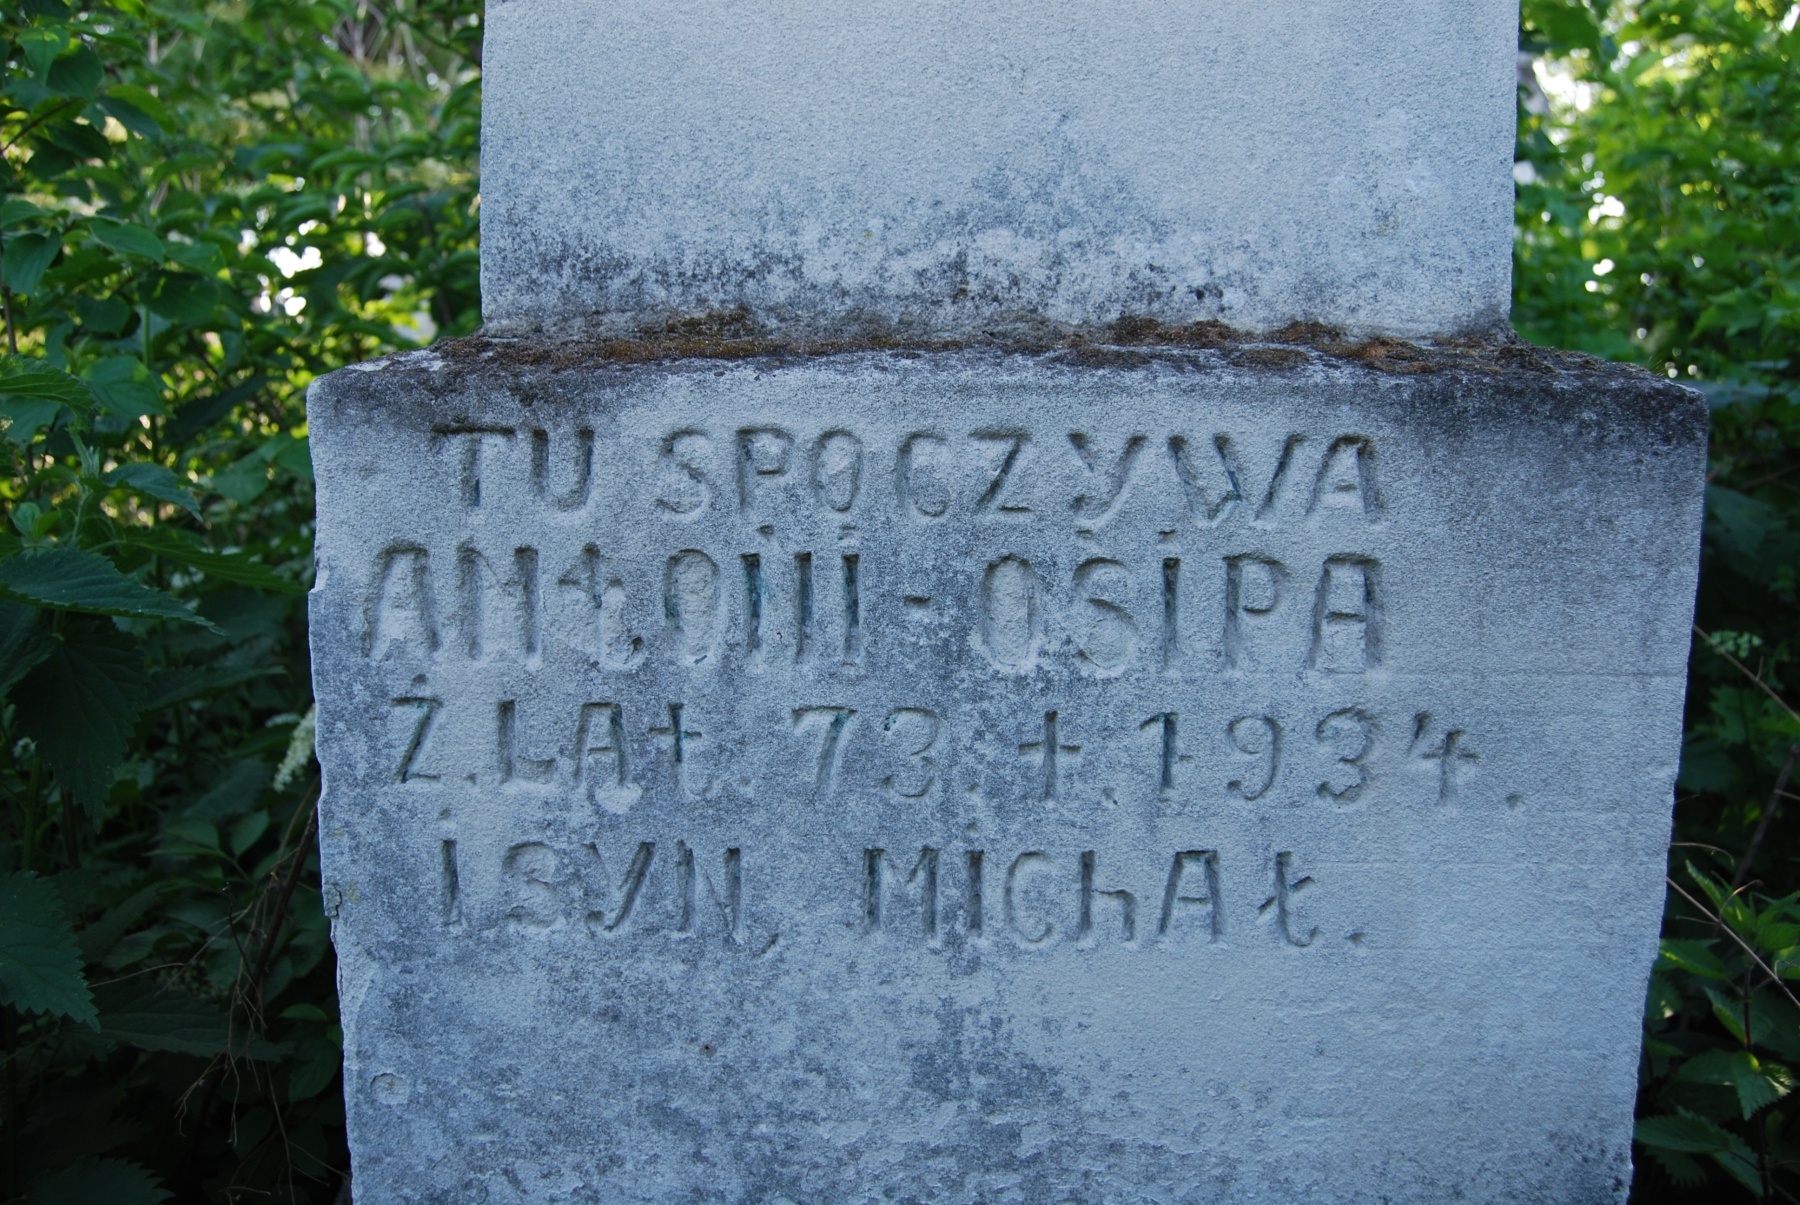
0,0,1792,1200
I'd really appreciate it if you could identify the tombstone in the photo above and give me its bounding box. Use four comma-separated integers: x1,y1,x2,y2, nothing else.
308,2,1706,1200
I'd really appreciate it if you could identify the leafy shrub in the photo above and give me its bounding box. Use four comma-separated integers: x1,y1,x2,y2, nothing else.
1,0,1794,1201
0,1,477,1199
1519,1,1800,1198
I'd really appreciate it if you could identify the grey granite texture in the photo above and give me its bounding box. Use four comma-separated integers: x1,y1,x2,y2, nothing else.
309,340,1704,1203
479,0,1518,340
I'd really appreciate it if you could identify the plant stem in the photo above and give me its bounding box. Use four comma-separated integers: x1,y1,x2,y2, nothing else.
60,796,80,869
1731,745,1800,896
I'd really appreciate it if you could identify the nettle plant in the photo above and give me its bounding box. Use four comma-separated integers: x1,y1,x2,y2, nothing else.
1519,1,1800,1199
0,1,478,1200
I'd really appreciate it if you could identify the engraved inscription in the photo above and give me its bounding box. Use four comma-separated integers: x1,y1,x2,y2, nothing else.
852,847,1329,950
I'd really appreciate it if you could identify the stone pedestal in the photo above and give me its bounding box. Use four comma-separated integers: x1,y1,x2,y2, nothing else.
310,334,1702,1202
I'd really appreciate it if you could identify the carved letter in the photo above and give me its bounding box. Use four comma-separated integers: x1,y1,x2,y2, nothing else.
1223,554,1286,669
434,426,513,509
655,429,716,516
971,430,1032,514
664,550,720,665
1159,851,1222,941
1168,435,1244,525
1253,434,1306,524
530,427,593,510
1004,851,1056,946
497,699,556,785
979,555,1040,669
1068,433,1146,525
736,426,793,511
1073,557,1139,673
585,841,655,934
575,702,636,814
1309,435,1381,517
391,696,442,783
897,432,951,519
1077,851,1138,944
456,545,539,662
676,842,751,947
366,545,438,658
502,843,561,929
863,847,940,939
810,430,863,513
742,553,766,661
1260,851,1319,947
555,546,643,668
1308,555,1381,672
649,703,706,794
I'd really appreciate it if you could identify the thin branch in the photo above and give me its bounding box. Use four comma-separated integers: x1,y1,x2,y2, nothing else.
1730,745,1800,895
245,786,319,1016
0,98,82,154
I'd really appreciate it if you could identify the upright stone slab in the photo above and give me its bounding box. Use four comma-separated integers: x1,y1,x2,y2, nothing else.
309,4,1707,1202
480,0,1518,339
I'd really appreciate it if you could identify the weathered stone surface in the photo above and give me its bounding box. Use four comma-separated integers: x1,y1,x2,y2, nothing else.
309,342,1703,1203
480,0,1517,340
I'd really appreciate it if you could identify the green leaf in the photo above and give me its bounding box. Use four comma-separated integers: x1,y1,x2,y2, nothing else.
0,200,51,229
45,46,104,98
0,547,217,627
228,810,269,855
1733,1052,1793,1119
211,454,271,504
141,663,278,711
17,28,65,78
101,85,172,132
288,1036,341,1101
74,883,165,965
13,619,147,819
166,375,265,442
1671,1046,1790,1117
0,871,97,1026
179,760,271,823
117,528,301,593
85,219,164,262
1648,1148,1709,1190
0,398,63,445
1635,1110,1736,1154
103,464,201,519
90,978,230,1056
95,93,161,141
0,601,53,697
0,357,93,407
27,1158,170,1205
3,231,63,296
1659,938,1729,980
1703,984,1751,1044
272,434,313,481
1524,0,1603,56
144,271,220,324
74,294,130,336
81,357,165,419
